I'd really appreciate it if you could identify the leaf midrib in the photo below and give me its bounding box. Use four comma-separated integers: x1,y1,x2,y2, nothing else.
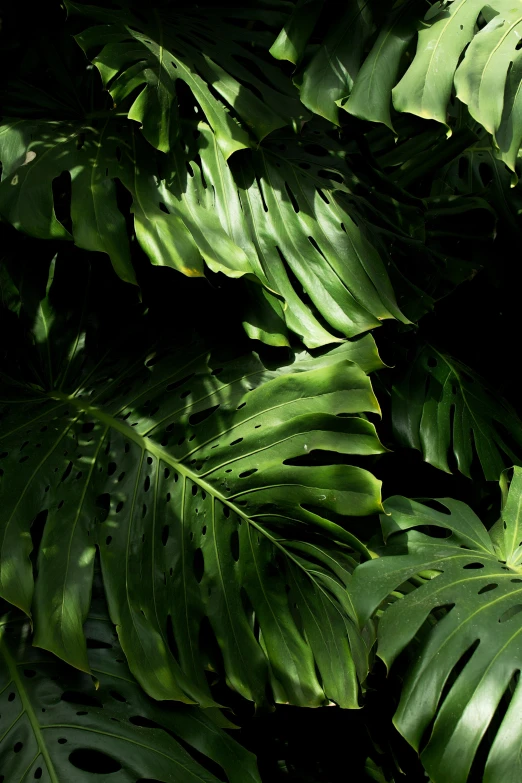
0,623,59,783
48,390,359,619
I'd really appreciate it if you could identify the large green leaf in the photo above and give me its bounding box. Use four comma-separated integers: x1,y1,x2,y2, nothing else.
392,344,522,480
297,0,376,124
0,120,137,285
285,0,522,175
0,119,408,347
342,0,426,131
391,0,522,173
352,468,522,783
182,124,408,347
0,264,385,709
0,599,261,783
66,0,306,157
453,2,522,173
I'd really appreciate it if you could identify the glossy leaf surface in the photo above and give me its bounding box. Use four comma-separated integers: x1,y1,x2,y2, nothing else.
0,268,385,708
353,469,522,783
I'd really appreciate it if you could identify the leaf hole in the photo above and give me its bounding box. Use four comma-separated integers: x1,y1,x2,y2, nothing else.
499,605,522,623
189,404,220,426
230,530,240,561
193,548,204,582
69,749,122,774
478,583,498,595
284,182,300,213
61,691,102,708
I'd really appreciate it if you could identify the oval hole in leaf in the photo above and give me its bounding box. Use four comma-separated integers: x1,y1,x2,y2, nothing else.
478,583,498,595
230,530,240,562
129,715,161,730
61,691,102,708
499,605,522,623
109,690,126,703
69,749,122,774
193,548,204,583
463,562,485,570
166,373,195,392
60,462,73,483
189,404,220,426
166,615,180,662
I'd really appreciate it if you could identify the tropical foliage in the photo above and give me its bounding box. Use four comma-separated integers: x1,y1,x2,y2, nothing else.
1,1,522,781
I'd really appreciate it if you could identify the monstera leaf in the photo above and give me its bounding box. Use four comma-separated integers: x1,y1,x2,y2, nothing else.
352,468,522,783
0,599,261,783
0,261,385,709
0,118,408,347
66,0,305,157
0,120,137,284
392,344,522,480
281,0,522,175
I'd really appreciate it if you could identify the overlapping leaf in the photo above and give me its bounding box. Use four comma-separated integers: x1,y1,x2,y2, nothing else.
352,469,522,783
66,0,306,157
0,120,137,284
0,119,408,347
0,266,386,709
0,600,260,783
281,0,522,176
392,344,522,480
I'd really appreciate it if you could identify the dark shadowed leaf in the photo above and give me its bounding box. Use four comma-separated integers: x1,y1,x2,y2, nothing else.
392,344,522,480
